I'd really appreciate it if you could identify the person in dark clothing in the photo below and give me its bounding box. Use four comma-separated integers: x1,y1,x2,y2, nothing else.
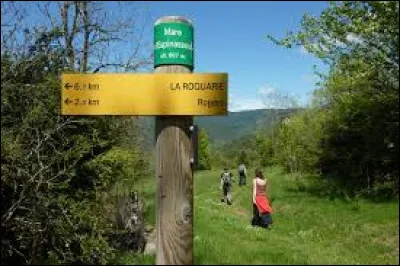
220,168,234,205
238,163,247,186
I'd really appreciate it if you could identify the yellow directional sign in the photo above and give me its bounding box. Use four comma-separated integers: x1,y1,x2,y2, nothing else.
61,73,228,115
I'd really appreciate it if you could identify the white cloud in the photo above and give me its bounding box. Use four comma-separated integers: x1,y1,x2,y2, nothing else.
228,98,265,112
228,84,306,112
257,85,277,96
228,94,242,111
228,92,265,112
257,85,300,109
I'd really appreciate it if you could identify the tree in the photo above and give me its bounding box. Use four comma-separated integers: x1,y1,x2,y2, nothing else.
258,88,300,158
255,133,274,167
237,150,249,166
268,1,399,198
198,128,212,170
1,1,152,264
275,108,326,173
268,1,399,71
1,1,152,74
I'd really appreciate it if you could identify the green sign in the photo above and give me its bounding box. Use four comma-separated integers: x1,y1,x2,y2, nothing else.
154,21,194,68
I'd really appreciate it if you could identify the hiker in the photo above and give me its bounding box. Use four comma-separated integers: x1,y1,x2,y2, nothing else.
220,167,234,205
238,163,247,186
251,169,273,228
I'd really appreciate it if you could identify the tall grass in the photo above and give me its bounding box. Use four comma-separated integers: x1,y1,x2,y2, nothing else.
194,167,399,265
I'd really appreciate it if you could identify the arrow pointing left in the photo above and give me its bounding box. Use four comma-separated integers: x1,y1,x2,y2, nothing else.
64,98,73,105
64,83,73,89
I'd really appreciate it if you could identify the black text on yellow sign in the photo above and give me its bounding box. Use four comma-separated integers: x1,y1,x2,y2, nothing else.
61,73,228,115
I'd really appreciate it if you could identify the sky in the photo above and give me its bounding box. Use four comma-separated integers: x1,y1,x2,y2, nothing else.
145,1,330,111
18,1,330,112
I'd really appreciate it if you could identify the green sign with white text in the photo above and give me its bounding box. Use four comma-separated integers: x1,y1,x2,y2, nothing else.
154,22,194,68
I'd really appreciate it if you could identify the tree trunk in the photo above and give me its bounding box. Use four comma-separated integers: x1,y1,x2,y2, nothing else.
81,1,89,73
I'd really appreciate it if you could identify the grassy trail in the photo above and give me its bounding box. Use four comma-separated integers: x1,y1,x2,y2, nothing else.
194,167,399,265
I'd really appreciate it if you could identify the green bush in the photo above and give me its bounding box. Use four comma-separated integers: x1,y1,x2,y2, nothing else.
370,180,399,202
1,56,149,264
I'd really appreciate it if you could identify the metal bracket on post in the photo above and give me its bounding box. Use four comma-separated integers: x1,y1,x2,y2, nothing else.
189,125,198,168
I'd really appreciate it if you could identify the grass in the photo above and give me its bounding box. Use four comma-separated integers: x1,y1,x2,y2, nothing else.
193,166,399,265
111,251,155,265
117,166,399,264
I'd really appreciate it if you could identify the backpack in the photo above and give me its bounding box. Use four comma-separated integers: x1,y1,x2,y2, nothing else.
222,172,232,187
238,164,245,174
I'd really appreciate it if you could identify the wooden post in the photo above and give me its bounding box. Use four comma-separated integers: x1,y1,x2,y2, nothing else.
154,16,193,265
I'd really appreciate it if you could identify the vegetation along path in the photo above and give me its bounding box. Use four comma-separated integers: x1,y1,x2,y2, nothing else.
193,167,399,265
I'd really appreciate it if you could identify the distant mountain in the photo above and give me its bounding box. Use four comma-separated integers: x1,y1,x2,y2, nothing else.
195,109,297,142
136,109,297,148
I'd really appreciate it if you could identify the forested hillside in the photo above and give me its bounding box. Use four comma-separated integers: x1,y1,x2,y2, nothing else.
137,108,297,149
196,109,296,142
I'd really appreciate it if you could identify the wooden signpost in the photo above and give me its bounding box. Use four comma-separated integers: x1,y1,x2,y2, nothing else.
154,16,193,265
61,16,227,265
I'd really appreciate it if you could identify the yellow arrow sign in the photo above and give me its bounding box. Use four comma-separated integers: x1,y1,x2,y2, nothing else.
61,73,228,115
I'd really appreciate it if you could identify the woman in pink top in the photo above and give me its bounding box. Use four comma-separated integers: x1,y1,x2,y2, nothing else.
251,169,273,228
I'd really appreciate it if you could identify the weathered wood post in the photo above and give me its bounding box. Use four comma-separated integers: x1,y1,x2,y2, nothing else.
154,16,194,265
61,15,226,265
